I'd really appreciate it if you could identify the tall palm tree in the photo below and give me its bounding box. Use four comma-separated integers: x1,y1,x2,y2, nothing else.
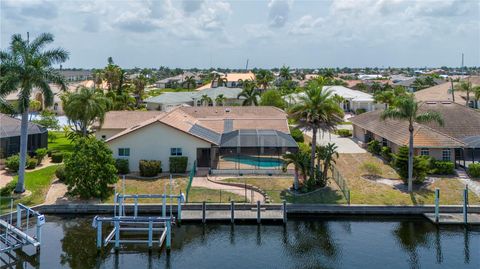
183,75,196,89
282,151,310,190
0,33,69,193
455,79,473,107
92,69,104,89
62,86,111,136
215,77,228,87
448,77,459,102
255,69,274,90
237,80,260,106
132,74,147,108
215,94,227,106
381,95,443,192
279,66,292,81
289,82,344,179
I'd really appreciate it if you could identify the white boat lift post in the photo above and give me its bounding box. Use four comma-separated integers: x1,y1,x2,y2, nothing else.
115,193,185,219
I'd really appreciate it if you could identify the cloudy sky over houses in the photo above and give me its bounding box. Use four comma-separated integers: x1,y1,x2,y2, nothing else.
1,0,479,68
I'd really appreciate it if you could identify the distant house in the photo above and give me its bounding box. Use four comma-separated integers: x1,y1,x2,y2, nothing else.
95,106,297,173
414,76,480,108
58,70,92,82
154,72,202,89
0,114,48,158
350,102,480,165
145,87,244,111
394,77,446,92
210,72,256,88
285,86,383,113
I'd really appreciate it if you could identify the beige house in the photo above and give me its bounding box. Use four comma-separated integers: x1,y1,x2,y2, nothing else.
95,106,298,173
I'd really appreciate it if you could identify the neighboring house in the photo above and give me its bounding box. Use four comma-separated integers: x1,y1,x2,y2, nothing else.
58,70,92,82
93,111,163,140
210,72,256,88
5,80,95,115
0,114,48,158
394,77,445,92
154,72,202,89
285,86,383,113
414,76,480,108
145,87,244,111
96,106,297,173
350,102,480,165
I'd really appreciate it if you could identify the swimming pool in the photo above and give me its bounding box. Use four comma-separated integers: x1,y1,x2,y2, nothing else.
222,155,283,168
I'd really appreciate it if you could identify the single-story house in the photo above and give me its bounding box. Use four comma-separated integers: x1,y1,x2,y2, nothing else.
154,72,202,89
145,87,244,111
211,72,256,88
0,114,48,158
285,85,383,113
394,77,445,92
95,106,297,173
350,101,480,165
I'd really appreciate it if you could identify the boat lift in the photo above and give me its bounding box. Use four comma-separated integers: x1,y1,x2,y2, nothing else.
0,202,45,254
93,192,185,252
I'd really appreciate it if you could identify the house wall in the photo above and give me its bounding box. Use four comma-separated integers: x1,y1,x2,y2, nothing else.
107,122,211,172
353,125,366,141
95,129,125,140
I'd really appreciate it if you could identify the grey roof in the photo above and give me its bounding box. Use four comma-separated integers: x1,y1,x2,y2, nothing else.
188,124,222,144
58,70,92,77
393,77,444,87
462,136,480,148
0,114,47,138
220,129,298,148
194,87,243,99
145,92,197,104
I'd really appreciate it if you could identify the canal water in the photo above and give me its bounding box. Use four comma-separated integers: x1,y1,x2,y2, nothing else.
3,215,479,269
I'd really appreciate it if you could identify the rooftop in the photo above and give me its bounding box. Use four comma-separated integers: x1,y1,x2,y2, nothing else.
0,114,47,139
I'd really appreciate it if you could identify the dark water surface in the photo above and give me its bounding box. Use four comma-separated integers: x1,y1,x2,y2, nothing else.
4,215,479,269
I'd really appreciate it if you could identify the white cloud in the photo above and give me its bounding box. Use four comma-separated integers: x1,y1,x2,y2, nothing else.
268,0,292,28
288,15,323,35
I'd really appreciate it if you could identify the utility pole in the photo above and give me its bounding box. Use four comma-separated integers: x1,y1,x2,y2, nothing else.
245,59,249,72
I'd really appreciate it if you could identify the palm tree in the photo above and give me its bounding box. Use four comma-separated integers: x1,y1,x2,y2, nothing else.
448,77,459,102
473,85,480,109
215,94,227,106
200,94,211,106
282,151,309,190
0,33,69,193
62,86,111,136
132,74,147,108
373,90,395,109
289,82,344,179
317,143,339,184
215,77,228,87
455,79,473,107
183,75,196,89
279,66,292,81
92,69,104,89
102,59,123,92
237,80,260,106
255,70,274,90
381,95,443,192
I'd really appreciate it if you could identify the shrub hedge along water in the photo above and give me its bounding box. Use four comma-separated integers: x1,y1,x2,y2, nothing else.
170,157,188,173
139,160,161,177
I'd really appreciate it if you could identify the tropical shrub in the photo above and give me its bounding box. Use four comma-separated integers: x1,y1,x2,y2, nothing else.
170,157,188,173
367,140,382,155
336,129,352,137
139,160,161,177
35,148,48,165
290,127,304,143
27,158,37,169
355,108,367,114
115,159,130,175
55,165,66,181
361,161,381,176
5,154,20,172
298,142,310,155
432,161,455,175
64,137,118,199
467,163,480,178
0,181,16,196
380,146,392,162
51,152,64,163
393,146,429,183
48,132,58,143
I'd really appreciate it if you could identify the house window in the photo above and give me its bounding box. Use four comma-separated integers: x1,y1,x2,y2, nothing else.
382,138,388,147
171,148,182,156
442,149,451,161
420,148,429,156
118,148,130,157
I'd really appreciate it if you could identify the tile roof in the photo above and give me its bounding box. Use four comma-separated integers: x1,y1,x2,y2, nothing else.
0,113,47,138
350,110,464,148
94,111,163,130
414,76,480,105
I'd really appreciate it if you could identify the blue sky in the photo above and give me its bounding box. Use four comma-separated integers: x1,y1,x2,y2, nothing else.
1,0,479,69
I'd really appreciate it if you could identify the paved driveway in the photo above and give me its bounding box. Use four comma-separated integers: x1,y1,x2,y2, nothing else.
305,130,366,154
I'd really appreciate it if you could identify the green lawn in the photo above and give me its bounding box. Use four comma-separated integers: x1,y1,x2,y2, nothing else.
1,165,59,212
48,131,74,154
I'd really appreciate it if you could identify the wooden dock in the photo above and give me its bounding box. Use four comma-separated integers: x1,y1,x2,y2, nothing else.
423,213,480,225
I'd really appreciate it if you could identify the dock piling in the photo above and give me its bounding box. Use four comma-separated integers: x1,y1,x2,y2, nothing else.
434,188,440,223
166,221,171,251
257,201,261,224
463,185,468,225
202,201,206,223
148,221,153,248
96,219,102,249
283,200,287,224
231,201,235,224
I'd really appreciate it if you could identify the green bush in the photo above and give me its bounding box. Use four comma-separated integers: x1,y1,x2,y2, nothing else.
361,161,382,176
355,108,367,114
393,146,429,183
0,181,16,196
290,127,304,143
5,154,20,172
380,146,392,162
115,159,130,175
336,129,352,137
432,161,455,175
170,157,188,173
298,142,310,155
467,163,480,178
35,148,48,165
51,152,63,163
55,165,66,181
27,158,37,169
367,140,381,155
139,160,161,177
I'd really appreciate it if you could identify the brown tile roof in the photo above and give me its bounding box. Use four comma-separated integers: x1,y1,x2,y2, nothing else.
414,76,480,105
95,111,163,130
350,110,464,148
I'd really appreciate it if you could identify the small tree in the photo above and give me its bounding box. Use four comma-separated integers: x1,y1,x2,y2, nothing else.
32,110,60,130
260,89,286,109
64,137,117,199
